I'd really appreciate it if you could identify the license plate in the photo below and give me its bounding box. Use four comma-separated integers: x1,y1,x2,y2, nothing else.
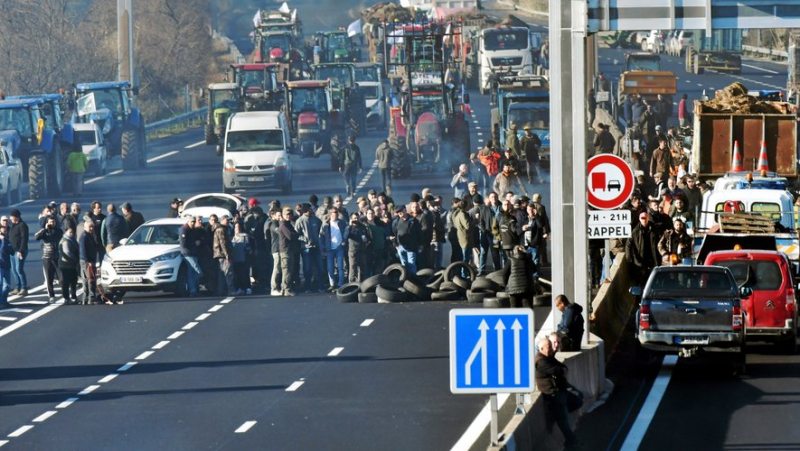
674,336,709,345
247,176,264,182
120,276,143,283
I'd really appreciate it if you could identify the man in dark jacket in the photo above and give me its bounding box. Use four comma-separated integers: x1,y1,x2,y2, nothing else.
638,102,658,147
535,335,581,448
79,219,100,305
340,134,362,197
520,126,542,184
375,139,393,195
413,201,434,270
0,225,13,305
35,215,63,303
295,203,324,292
278,207,300,296
391,204,421,274
345,212,371,282
593,123,616,155
101,204,129,253
62,203,81,234
168,198,182,218
121,202,145,237
213,215,234,296
8,209,28,296
179,216,203,296
556,294,584,351
58,227,80,305
244,199,269,293
625,211,661,285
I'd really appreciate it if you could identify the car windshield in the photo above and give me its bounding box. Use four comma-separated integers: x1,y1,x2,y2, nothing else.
76,130,96,145
183,196,238,213
226,130,284,152
315,66,353,87
647,270,737,296
508,108,549,131
0,108,33,135
355,67,379,82
360,86,379,99
484,29,529,51
715,260,783,291
626,58,661,71
211,90,236,109
125,224,182,245
239,70,268,90
291,88,328,114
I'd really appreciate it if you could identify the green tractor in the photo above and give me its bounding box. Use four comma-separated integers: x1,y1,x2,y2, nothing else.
311,63,367,138
204,82,239,156
315,31,361,64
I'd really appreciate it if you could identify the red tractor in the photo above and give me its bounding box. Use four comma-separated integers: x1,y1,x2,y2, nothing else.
229,63,282,111
284,80,346,168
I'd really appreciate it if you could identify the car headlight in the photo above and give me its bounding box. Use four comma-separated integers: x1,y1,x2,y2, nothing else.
151,251,180,262
275,157,288,170
103,253,114,264
224,159,236,172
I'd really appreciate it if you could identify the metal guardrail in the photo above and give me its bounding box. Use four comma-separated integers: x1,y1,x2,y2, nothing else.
742,44,788,61
146,107,207,133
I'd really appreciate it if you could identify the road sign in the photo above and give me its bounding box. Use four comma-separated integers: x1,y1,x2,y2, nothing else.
449,309,534,394
588,210,632,239
587,154,635,210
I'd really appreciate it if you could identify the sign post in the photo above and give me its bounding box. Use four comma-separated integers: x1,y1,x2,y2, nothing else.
450,309,535,446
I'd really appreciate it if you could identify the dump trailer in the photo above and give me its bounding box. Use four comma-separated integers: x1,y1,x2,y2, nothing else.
618,53,677,104
685,29,742,75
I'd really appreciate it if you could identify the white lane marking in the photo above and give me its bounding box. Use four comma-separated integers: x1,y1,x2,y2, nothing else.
147,150,179,163
136,351,154,360
168,331,185,340
221,297,234,304
196,313,211,321
742,63,779,74
0,308,32,313
360,319,374,327
0,305,59,338
478,138,484,143
78,385,100,395
32,411,57,423
152,340,170,350
685,80,691,83
185,140,206,149
764,75,772,78
285,380,305,392
117,362,137,372
183,321,199,330
98,374,118,384
208,305,223,312
85,169,123,185
235,421,257,433
0,440,8,447
8,199,33,209
328,347,344,356
621,355,678,449
450,393,511,451
56,398,78,409
343,160,378,206
8,425,33,438
7,300,48,305
0,316,16,322
476,132,483,136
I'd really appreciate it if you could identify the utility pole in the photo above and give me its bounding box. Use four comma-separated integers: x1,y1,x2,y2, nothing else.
118,0,135,86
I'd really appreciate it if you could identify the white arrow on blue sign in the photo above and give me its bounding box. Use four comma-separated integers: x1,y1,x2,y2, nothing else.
449,309,535,394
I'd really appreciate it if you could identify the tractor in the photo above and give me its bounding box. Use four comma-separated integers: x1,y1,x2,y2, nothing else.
315,31,361,64
204,82,239,156
311,63,367,137
229,64,282,111
72,81,146,171
0,98,66,199
284,80,342,167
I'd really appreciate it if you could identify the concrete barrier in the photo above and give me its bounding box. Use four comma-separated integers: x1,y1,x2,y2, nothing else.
589,253,638,358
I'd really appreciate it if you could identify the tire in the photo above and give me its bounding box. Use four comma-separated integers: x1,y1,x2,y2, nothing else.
28,153,46,200
205,123,216,145
358,292,378,303
533,294,552,307
440,281,465,293
431,289,461,301
466,289,489,304
336,282,361,303
446,118,470,173
403,278,432,301
416,268,436,278
426,274,444,291
360,274,390,293
348,89,367,138
472,277,501,292
216,143,223,157
484,296,510,308
382,263,408,284
121,129,139,170
444,262,476,283
452,275,471,291
330,130,344,171
486,269,507,288
138,128,148,168
46,142,63,197
174,265,189,297
375,284,408,303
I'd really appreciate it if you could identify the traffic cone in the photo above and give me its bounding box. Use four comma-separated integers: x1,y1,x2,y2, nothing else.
731,141,743,172
757,141,769,175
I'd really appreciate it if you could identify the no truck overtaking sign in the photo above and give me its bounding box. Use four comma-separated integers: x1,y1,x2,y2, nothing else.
587,154,635,210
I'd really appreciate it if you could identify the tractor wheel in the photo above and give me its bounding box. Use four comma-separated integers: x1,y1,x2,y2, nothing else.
205,123,215,145
138,127,148,168
47,142,64,197
465,64,476,90
330,130,344,171
121,129,139,170
693,54,703,75
389,127,410,179
347,89,367,137
28,154,46,200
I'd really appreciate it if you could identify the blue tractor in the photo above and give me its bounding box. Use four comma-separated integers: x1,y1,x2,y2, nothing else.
0,98,68,199
72,81,146,170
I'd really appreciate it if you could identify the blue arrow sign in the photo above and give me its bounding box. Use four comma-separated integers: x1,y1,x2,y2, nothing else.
449,309,535,394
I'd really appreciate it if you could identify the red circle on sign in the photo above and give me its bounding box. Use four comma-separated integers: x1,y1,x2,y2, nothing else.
587,154,635,210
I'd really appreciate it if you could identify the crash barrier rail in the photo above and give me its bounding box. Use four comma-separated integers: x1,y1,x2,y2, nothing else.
145,107,207,135
742,44,788,61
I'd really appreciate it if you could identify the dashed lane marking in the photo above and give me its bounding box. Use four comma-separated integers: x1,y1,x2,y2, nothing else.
0,305,59,338
167,331,185,340
55,398,78,409
0,316,16,322
32,411,57,423
235,421,257,433
98,374,118,384
360,319,374,327
147,150,180,163
221,297,234,304
152,340,170,350
185,140,206,149
135,351,155,360
8,426,33,438
344,160,378,206
182,321,199,330
117,362,137,372
78,385,100,396
208,304,224,312
285,380,305,392
328,347,344,356
195,313,211,321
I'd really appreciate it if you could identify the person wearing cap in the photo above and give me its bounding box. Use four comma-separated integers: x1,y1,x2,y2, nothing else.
8,209,28,296
375,139,393,196
278,207,300,296
340,134,363,197
593,122,616,155
101,204,129,254
520,124,542,184
296,203,324,292
213,215,235,296
658,216,692,264
493,161,528,199
450,164,472,200
468,153,488,197
35,215,63,304
391,204,421,274
121,202,145,238
626,211,661,285
168,198,183,218
506,122,520,159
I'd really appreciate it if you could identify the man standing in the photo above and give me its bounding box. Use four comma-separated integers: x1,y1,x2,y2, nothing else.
375,139,393,196
468,154,489,197
0,225,11,306
587,88,597,129
62,203,81,234
535,335,581,448
167,198,182,218
179,216,203,297
391,204,421,274
85,201,106,261
213,215,234,295
278,207,300,296
101,204,129,254
345,213,370,282
450,164,472,199
593,123,616,155
321,207,347,289
58,227,80,305
295,203,324,292
649,137,673,180
639,102,658,147
8,209,28,297
244,199,268,293
451,198,474,273
520,125,542,184
678,93,690,128
340,134,362,197
79,219,100,305
267,209,283,295
625,211,661,285
35,215,62,304
555,294,584,351
478,140,502,179
506,123,520,158
493,162,528,197
121,202,145,236
66,145,88,196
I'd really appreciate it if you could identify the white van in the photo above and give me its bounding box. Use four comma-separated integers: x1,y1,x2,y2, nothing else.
222,111,293,194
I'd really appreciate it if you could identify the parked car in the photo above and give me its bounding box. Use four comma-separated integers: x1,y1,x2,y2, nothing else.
73,122,108,175
180,192,246,220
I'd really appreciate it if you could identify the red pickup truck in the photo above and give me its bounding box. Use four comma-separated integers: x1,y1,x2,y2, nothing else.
705,250,798,353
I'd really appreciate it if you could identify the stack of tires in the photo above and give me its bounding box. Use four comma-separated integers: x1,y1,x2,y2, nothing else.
333,262,552,307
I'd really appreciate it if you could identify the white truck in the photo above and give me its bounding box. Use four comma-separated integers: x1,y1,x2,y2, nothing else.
477,26,538,95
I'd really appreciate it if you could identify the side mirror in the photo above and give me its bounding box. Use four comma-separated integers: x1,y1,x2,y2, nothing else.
739,287,753,298
629,286,643,297
119,238,128,246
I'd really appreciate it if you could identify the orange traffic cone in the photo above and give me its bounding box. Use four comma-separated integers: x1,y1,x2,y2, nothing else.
731,140,743,172
757,141,769,176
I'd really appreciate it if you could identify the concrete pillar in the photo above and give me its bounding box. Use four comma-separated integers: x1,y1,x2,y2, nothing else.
118,0,135,85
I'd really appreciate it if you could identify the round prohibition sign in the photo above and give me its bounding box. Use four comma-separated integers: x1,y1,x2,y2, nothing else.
587,154,635,210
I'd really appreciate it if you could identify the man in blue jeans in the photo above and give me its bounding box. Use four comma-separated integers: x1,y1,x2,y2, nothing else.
391,205,421,274
8,209,28,296
321,207,347,289
179,216,203,296
0,225,12,305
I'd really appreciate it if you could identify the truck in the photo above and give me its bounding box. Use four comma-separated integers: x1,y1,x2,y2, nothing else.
618,53,677,105
490,74,550,167
476,26,538,95
204,82,239,156
685,29,742,75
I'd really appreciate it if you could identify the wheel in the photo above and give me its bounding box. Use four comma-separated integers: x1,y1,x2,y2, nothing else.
402,278,432,301
693,54,701,75
431,289,461,301
174,264,189,297
336,282,360,303
360,274,390,293
486,269,507,288
205,122,215,145
330,131,344,171
28,154,46,200
444,262,476,283
382,263,408,284
121,129,139,170
46,143,63,197
375,283,409,303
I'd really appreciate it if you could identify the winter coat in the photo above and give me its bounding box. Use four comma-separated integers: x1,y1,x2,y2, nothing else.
625,223,660,271
493,172,527,197
231,232,253,263
658,229,693,260
375,142,393,169
124,211,146,237
392,216,421,250
101,212,129,247
499,213,520,250
79,232,100,264
478,148,502,177
35,226,63,261
557,303,585,349
58,235,79,269
213,224,233,260
506,248,535,295
9,220,28,255
320,219,347,254
295,214,322,249
278,219,300,254
451,206,474,249
0,237,13,270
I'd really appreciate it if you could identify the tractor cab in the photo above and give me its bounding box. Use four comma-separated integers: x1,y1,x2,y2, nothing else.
0,99,44,145
73,81,136,123
317,31,359,63
205,83,240,154
231,64,279,96
255,31,294,63
353,62,381,83
312,63,357,109
284,80,334,158
8,94,68,134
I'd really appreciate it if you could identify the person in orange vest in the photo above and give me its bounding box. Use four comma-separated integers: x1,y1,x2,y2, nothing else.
478,140,502,178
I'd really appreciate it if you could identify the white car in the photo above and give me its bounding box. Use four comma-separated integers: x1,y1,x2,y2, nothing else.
0,130,24,205
643,30,667,53
669,30,694,57
357,81,386,130
100,218,192,297
73,122,108,175
180,193,246,220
